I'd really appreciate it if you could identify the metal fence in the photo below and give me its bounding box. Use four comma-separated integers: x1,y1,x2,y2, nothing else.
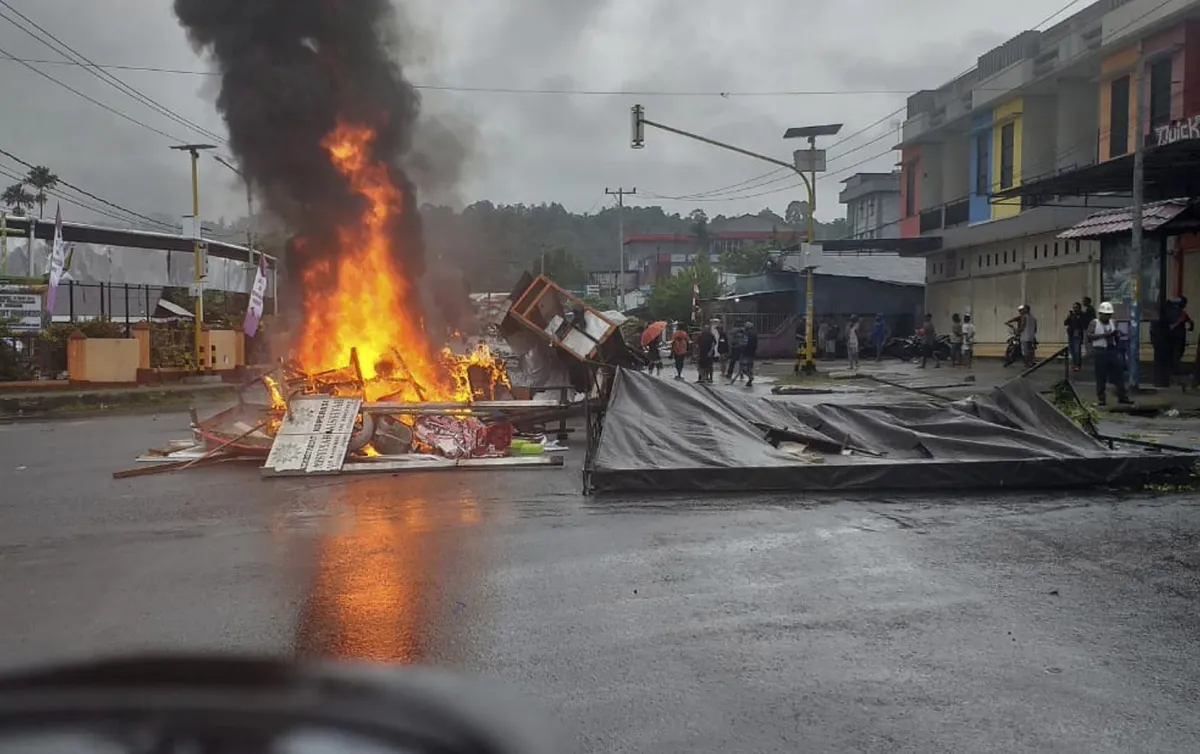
0,332,59,380
715,312,794,336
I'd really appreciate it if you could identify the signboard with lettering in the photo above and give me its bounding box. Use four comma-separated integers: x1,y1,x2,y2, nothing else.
0,287,43,332
264,396,361,475
1154,114,1200,147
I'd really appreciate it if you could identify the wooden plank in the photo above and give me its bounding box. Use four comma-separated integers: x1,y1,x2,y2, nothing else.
260,454,563,478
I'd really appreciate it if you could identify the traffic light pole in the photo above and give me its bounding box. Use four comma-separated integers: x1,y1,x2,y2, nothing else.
629,105,821,372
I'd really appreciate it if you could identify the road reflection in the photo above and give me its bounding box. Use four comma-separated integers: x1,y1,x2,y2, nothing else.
292,477,481,662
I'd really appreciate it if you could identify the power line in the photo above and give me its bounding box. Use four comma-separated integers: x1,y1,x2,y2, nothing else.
0,45,188,143
0,0,226,145
0,146,178,230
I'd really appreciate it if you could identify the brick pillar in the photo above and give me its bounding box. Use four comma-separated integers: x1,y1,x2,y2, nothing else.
131,321,151,370
66,329,88,383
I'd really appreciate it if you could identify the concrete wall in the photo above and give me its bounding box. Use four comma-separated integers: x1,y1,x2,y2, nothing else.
1055,79,1099,171
969,110,994,224
923,231,1102,350
991,98,1025,220
1021,96,1059,182
67,337,141,384
899,146,922,237
919,142,944,212
942,133,971,204
1099,44,1141,161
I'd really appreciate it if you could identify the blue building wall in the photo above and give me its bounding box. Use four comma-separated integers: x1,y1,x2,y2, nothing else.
969,108,993,224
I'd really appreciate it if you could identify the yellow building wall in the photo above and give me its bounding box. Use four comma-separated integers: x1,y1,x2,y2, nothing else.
1098,45,1140,162
991,98,1024,220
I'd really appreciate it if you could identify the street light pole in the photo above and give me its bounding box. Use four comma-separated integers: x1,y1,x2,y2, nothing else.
630,105,840,373
171,143,216,373
213,155,255,266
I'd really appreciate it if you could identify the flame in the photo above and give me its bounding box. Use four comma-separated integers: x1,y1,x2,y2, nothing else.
295,122,450,401
285,121,510,406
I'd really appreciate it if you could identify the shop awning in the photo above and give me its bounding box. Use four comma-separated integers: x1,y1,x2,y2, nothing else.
1057,199,1193,239
992,137,1200,203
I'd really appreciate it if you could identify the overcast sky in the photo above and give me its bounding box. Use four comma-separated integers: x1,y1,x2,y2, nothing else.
0,0,1067,229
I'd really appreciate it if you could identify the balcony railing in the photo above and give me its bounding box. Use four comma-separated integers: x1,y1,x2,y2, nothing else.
919,207,944,234
944,198,970,228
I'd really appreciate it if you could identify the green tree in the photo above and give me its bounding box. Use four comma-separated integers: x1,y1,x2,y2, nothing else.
718,244,772,275
1,183,34,216
539,246,585,288
24,166,58,219
648,258,723,323
785,200,808,227
688,208,711,258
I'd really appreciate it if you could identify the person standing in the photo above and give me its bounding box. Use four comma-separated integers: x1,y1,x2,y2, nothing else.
1088,302,1132,406
739,321,759,387
1064,302,1086,372
918,313,940,368
870,314,888,361
824,318,838,360
817,319,831,360
1169,296,1193,375
726,322,744,380
670,324,690,380
846,315,861,372
949,313,964,367
695,325,716,384
961,314,976,369
714,319,730,379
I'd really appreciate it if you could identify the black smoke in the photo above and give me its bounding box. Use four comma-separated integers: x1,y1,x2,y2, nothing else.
173,0,426,303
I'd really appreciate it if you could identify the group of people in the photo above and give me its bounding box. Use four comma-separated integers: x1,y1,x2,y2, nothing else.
653,319,759,386
917,312,977,369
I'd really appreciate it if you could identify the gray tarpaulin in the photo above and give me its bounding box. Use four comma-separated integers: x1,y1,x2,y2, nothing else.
590,369,1197,493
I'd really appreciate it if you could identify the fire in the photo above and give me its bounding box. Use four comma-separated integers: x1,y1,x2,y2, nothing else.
295,122,451,401
286,121,509,406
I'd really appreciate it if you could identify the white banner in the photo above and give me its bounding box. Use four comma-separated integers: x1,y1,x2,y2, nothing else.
243,255,268,337
45,204,66,313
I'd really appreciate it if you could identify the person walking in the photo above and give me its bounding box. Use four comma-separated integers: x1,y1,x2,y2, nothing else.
949,313,964,367
918,313,940,368
846,315,861,372
1088,302,1132,406
961,314,976,369
695,325,716,384
870,314,888,361
739,321,758,387
670,324,690,380
1064,302,1086,372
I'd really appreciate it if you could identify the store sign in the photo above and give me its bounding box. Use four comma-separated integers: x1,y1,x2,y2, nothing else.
1154,114,1200,147
0,287,43,332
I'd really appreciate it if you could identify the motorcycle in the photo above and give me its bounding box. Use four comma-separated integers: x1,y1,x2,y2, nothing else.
1002,325,1023,367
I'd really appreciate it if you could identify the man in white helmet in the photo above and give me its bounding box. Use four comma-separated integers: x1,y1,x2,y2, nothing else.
1087,302,1132,406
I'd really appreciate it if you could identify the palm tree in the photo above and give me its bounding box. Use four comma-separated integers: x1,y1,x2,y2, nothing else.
23,166,58,219
1,183,34,217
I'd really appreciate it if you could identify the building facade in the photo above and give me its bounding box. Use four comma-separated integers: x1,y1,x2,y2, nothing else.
839,172,901,239
897,0,1200,356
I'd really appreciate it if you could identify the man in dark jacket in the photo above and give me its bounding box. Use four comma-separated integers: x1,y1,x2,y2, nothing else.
726,323,745,380
737,321,759,387
695,326,716,384
1064,302,1087,372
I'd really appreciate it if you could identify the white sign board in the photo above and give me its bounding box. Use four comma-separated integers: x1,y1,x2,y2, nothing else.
0,288,43,332
263,397,362,476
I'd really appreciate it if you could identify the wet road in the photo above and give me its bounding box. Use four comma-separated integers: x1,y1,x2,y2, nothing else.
3,411,1200,753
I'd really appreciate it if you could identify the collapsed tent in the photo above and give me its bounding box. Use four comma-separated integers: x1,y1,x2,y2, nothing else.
588,369,1197,493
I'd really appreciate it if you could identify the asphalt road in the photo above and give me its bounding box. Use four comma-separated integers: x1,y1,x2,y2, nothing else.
2,409,1200,753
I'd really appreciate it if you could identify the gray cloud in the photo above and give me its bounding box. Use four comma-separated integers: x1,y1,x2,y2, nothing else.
1,0,1055,231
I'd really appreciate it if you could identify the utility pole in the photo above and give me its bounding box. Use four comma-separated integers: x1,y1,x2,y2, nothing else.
629,104,840,374
1129,56,1146,390
606,187,636,310
171,143,216,373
